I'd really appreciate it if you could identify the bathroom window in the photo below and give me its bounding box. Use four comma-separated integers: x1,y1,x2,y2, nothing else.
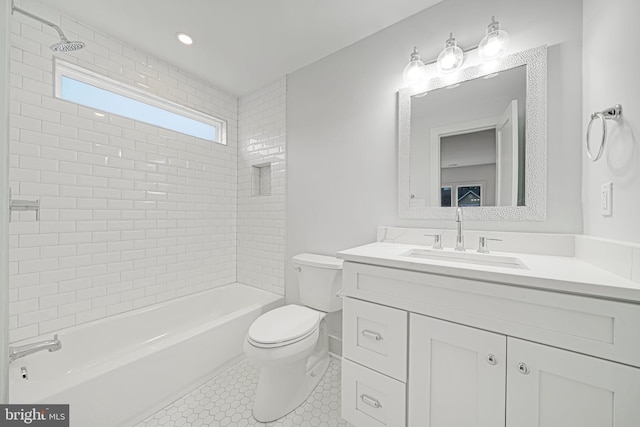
54,59,226,145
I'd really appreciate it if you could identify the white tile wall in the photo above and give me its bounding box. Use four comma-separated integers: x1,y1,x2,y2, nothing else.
9,3,238,342
237,79,286,295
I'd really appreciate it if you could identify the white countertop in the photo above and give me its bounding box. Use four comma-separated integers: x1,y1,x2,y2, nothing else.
337,242,640,303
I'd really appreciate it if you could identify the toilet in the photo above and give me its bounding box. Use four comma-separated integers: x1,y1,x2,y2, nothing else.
244,253,343,422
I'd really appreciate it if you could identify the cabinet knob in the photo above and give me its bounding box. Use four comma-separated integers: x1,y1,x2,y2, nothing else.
486,354,497,365
517,362,530,375
361,329,383,341
360,394,382,409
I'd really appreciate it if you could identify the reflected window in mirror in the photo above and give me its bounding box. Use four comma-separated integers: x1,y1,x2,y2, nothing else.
441,186,452,207
457,185,482,207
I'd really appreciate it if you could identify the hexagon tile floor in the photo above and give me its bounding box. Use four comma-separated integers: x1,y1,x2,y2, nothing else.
134,356,353,427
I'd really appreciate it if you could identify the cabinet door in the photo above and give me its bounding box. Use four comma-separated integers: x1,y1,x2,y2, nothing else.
507,337,640,427
408,314,507,427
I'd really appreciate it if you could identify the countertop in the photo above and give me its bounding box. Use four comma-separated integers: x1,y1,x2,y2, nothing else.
337,242,640,303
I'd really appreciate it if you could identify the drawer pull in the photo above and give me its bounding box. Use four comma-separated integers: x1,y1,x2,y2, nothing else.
360,393,382,408
361,329,383,341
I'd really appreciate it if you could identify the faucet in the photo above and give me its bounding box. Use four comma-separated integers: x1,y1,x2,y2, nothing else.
455,207,465,251
8,334,62,363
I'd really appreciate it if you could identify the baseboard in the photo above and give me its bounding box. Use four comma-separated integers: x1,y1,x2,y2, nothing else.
328,334,342,357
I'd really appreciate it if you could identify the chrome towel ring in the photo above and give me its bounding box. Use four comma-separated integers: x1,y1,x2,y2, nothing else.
586,104,622,161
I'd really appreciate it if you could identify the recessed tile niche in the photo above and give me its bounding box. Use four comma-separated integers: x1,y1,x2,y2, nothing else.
252,163,271,196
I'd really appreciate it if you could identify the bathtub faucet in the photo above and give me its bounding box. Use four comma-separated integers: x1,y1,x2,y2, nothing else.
8,334,62,363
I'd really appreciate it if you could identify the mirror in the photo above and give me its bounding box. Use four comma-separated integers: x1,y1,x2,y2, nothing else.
414,66,526,207
398,45,547,221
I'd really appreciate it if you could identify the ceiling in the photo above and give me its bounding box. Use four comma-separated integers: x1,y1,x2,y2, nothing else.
33,0,442,96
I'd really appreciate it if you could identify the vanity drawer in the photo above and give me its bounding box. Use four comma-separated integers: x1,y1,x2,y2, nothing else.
343,297,408,381
342,358,406,427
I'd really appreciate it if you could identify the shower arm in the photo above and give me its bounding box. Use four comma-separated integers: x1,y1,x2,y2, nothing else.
12,3,69,42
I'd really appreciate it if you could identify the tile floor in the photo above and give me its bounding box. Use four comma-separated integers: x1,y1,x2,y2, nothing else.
135,356,353,427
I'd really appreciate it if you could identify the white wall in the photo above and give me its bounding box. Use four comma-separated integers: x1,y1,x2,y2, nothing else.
1,0,11,404
582,0,640,244
9,1,238,342
237,78,287,294
286,0,584,301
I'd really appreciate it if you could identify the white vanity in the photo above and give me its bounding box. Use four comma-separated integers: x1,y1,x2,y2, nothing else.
338,236,640,427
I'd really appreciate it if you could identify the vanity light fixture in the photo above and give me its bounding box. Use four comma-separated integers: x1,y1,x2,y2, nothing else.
176,32,194,45
402,16,509,88
402,47,427,86
436,33,464,74
478,16,510,61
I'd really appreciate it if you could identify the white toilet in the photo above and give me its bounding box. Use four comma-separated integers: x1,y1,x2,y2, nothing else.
244,253,343,422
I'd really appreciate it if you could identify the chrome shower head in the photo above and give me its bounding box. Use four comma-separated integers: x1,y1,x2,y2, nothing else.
12,4,85,53
51,39,86,53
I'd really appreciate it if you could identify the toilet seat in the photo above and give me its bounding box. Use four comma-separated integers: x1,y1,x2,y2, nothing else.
248,305,321,348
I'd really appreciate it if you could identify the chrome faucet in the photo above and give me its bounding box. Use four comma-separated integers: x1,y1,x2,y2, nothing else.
455,207,465,251
8,334,62,363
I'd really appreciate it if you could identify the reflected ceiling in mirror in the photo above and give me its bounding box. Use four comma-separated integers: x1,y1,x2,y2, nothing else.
398,45,547,221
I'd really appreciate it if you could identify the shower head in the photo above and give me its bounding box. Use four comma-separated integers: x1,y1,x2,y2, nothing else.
12,4,85,53
51,39,86,53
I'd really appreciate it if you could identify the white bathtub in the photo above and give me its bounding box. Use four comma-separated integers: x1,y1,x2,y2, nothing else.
9,283,283,427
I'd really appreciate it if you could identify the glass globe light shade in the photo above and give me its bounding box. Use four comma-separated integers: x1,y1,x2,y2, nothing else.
437,34,463,74
403,47,426,86
478,17,510,61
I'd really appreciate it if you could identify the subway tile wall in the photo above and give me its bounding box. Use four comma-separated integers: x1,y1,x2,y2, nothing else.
237,79,286,295
8,2,238,342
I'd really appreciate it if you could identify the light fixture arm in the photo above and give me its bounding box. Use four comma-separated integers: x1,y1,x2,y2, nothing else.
12,2,69,42
419,44,479,67
444,33,457,48
409,47,421,62
486,16,501,33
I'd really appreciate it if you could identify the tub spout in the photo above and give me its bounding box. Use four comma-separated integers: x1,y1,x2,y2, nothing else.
9,334,62,363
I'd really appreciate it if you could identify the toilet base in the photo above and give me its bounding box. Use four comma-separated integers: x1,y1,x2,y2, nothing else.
252,351,329,423
251,322,330,423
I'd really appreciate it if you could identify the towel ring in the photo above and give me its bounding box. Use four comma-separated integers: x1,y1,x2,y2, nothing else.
586,104,622,162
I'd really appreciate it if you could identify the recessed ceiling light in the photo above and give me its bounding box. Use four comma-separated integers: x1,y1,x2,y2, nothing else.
176,33,194,45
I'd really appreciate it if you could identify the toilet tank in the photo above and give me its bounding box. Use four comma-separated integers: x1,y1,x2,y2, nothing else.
292,253,343,313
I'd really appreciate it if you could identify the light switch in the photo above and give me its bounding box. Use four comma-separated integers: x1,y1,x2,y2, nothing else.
601,182,613,216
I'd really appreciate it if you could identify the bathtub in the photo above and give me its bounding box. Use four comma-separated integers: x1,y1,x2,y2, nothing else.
9,283,283,427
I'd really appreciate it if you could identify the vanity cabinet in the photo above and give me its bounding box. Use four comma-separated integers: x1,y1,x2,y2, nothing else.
340,261,640,427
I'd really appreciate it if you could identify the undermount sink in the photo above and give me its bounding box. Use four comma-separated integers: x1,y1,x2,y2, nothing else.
402,248,528,270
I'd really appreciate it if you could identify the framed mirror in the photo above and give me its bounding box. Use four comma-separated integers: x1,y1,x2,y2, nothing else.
398,45,547,220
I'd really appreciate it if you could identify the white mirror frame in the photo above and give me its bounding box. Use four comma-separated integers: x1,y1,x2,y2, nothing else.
398,45,547,221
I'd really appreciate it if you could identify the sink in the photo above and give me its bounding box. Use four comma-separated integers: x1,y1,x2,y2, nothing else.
402,248,527,270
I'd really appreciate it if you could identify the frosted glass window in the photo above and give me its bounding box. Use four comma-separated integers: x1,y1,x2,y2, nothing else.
54,60,226,145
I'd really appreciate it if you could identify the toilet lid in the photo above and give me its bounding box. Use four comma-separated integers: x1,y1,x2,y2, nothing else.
248,305,320,346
